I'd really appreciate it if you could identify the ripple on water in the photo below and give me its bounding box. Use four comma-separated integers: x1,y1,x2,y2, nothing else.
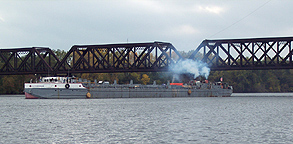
0,96,292,143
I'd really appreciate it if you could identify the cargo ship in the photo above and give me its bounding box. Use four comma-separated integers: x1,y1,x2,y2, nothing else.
24,76,233,99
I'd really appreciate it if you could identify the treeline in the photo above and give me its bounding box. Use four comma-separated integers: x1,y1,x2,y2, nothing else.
0,69,291,94
78,69,293,93
0,49,292,94
209,69,293,93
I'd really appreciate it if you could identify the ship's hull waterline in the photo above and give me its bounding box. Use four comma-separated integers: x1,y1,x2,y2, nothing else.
89,88,232,98
24,88,89,99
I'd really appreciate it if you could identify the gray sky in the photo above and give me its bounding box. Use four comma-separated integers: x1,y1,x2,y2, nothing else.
0,0,292,52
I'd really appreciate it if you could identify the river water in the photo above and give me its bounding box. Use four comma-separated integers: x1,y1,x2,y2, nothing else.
0,94,292,143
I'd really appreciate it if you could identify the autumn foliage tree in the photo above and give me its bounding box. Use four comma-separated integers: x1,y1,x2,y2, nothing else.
141,74,150,85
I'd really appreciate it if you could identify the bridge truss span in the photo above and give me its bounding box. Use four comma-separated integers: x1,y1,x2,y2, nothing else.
189,37,293,70
0,47,60,75
55,42,182,74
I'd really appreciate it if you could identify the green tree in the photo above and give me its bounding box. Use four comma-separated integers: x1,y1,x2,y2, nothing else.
53,49,67,60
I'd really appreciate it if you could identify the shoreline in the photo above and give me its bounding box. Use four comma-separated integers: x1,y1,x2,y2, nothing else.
231,93,293,97
0,94,24,97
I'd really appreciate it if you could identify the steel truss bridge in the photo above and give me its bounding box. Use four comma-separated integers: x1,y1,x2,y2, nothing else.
0,37,292,75
0,42,181,75
189,37,293,70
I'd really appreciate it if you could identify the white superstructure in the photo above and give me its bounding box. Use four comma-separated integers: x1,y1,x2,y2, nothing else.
24,77,89,99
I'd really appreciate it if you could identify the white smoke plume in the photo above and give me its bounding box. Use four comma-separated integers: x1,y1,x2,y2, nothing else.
169,59,210,79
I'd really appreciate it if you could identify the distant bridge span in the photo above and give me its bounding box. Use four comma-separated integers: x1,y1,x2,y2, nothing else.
189,37,293,70
0,37,292,75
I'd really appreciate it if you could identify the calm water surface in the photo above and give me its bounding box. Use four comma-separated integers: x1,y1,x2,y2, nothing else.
0,94,292,143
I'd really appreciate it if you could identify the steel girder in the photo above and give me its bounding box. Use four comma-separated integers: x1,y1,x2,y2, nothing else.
0,47,60,75
55,42,182,74
189,37,293,70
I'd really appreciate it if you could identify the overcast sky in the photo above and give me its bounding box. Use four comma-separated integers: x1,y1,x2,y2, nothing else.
0,0,292,52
